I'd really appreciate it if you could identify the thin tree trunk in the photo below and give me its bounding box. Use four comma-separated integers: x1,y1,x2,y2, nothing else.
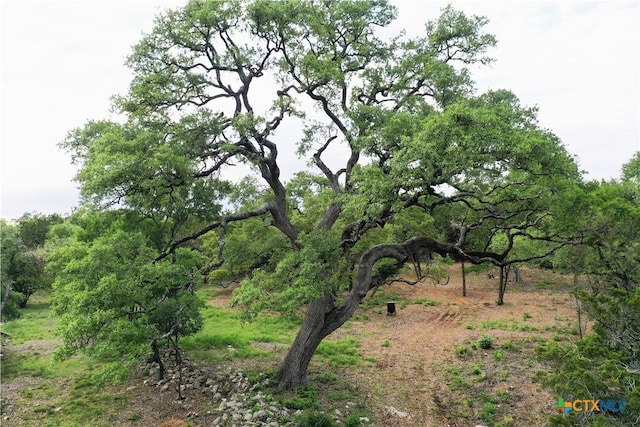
461,260,467,297
171,335,184,400
17,291,32,309
150,339,165,380
511,267,521,283
573,272,584,339
497,265,507,305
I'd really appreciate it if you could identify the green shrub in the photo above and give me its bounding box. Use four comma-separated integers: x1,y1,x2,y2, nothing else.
478,335,494,350
479,402,496,424
296,410,336,427
535,337,640,426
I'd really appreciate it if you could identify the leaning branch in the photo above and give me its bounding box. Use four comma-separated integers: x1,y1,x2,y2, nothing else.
154,203,273,264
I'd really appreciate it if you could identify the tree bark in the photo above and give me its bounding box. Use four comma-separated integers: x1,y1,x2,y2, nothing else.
276,295,333,391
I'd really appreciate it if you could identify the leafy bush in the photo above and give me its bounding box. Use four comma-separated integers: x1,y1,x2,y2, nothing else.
0,291,22,321
535,337,639,426
478,335,494,350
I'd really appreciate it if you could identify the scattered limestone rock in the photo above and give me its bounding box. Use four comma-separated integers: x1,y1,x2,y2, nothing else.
388,406,409,418
140,349,295,426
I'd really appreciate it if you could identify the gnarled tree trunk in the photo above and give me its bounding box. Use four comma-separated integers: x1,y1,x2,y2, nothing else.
275,236,507,391
278,237,438,390
276,295,334,391
275,242,412,391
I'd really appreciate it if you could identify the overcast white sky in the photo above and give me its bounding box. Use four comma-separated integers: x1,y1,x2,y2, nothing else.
1,0,639,220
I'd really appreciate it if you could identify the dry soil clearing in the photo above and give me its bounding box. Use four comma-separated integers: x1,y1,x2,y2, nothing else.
326,266,578,426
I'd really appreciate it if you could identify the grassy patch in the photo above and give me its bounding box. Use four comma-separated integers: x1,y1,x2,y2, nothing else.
481,318,540,332
296,410,336,427
1,297,130,426
499,340,521,351
455,345,469,359
412,298,437,306
1,301,56,344
436,329,555,427
316,338,361,367
282,385,320,410
180,304,299,361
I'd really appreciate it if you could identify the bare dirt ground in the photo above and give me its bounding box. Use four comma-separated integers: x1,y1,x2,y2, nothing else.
1,266,577,426
327,266,578,426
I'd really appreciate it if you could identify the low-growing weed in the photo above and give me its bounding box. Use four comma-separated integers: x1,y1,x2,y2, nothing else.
479,402,496,424
296,410,336,427
499,340,520,351
282,386,319,410
478,335,494,350
412,298,437,307
455,345,469,358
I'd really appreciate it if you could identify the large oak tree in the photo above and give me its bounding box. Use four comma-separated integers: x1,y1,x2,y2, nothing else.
61,0,580,390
